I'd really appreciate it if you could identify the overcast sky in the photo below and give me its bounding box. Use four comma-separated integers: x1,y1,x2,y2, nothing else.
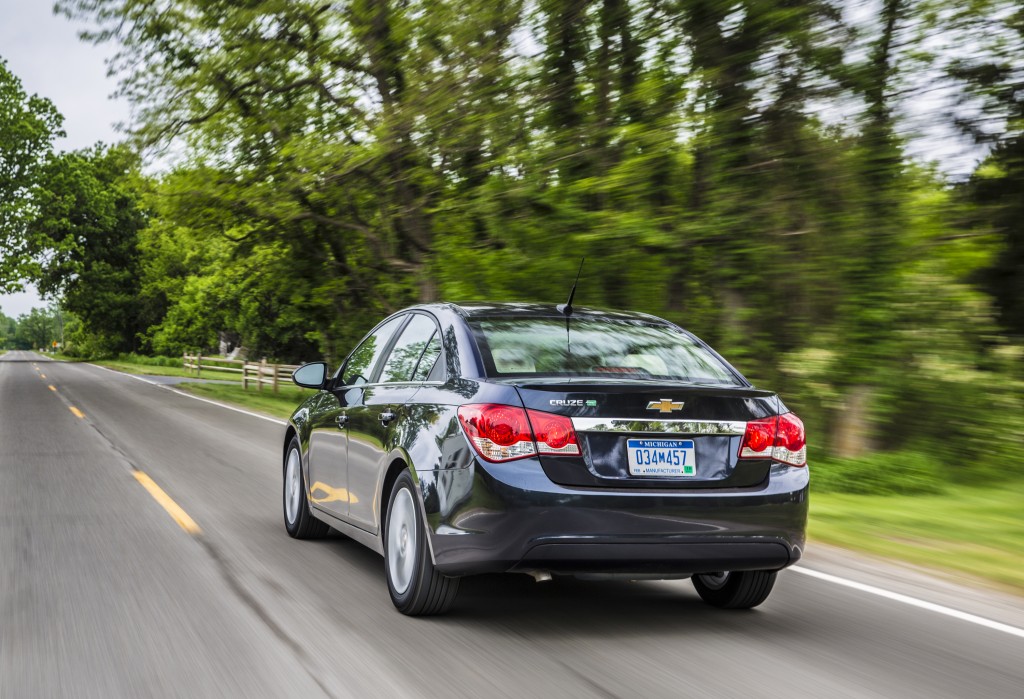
0,0,128,318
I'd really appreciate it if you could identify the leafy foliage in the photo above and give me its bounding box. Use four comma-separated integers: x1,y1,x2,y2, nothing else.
0,56,64,290
4,0,1013,484
29,145,151,355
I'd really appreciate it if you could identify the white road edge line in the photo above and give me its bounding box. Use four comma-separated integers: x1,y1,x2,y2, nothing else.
792,566,1024,640
85,362,287,426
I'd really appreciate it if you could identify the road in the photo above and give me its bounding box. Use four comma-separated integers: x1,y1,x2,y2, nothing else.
2,350,1023,698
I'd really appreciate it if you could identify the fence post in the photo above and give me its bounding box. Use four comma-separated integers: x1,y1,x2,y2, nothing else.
183,351,187,375
272,363,279,394
242,363,248,390
196,352,202,378
259,358,266,393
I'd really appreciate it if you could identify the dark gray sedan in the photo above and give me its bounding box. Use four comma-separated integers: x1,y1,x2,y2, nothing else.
284,303,808,615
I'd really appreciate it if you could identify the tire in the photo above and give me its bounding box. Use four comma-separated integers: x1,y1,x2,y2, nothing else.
692,570,777,609
283,436,330,539
384,470,459,616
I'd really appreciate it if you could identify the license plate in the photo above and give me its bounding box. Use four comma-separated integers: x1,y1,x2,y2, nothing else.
627,439,696,477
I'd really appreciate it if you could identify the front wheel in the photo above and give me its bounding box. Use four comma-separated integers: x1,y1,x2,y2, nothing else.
692,570,777,609
384,470,459,615
283,437,329,539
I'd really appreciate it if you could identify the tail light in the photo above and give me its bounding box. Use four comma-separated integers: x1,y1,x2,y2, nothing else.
739,413,806,466
457,404,581,462
458,404,536,461
527,409,580,455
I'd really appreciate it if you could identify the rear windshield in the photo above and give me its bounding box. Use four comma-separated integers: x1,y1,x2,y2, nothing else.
470,317,742,385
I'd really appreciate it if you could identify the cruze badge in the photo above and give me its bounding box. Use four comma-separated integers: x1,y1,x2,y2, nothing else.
647,399,684,413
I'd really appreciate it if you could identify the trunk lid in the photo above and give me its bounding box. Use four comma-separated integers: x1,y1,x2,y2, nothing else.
511,379,779,489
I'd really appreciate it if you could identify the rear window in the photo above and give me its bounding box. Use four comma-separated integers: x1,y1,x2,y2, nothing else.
470,317,742,385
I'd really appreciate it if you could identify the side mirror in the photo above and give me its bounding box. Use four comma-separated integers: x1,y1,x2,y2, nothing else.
292,362,329,389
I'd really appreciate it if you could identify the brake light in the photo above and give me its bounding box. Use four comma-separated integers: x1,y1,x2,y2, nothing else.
457,404,581,461
739,413,806,466
527,409,581,455
458,404,536,461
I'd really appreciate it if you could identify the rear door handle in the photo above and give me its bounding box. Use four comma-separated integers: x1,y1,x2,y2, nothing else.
336,414,349,428
379,410,396,426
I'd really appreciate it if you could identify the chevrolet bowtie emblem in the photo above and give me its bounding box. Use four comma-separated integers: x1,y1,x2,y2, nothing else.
647,399,684,413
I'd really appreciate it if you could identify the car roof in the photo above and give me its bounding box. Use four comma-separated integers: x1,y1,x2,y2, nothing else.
411,301,670,324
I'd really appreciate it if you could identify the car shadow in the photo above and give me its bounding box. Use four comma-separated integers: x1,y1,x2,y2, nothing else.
452,574,788,634
317,533,799,637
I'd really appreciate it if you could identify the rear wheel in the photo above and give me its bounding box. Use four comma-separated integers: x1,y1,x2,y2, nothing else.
692,570,777,609
283,437,329,539
385,469,459,615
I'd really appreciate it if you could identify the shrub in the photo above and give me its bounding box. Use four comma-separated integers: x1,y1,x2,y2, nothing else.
811,451,946,496
114,353,181,367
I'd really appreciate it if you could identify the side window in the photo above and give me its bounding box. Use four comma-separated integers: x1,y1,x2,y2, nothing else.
341,315,405,386
380,314,439,383
413,333,442,381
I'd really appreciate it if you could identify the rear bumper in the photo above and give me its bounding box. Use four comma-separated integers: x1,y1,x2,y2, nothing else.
417,458,808,577
511,541,793,576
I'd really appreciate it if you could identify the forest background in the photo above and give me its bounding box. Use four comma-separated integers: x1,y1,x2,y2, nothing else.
1,0,1023,495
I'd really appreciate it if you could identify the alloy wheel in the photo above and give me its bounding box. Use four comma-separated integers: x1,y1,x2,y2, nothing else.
285,448,302,525
387,488,417,595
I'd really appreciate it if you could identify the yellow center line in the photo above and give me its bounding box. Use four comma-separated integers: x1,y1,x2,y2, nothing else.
132,470,202,535
69,406,85,419
48,385,57,392
40,373,46,379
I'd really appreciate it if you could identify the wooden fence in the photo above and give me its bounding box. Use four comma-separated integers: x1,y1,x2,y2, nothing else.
182,354,301,394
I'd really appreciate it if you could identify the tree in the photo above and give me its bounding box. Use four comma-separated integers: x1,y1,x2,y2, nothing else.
0,310,16,348
0,56,64,291
948,3,1024,336
29,145,151,355
60,0,530,355
57,0,1024,478
13,307,57,351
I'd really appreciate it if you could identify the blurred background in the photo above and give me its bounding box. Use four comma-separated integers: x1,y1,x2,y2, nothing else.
1,1,1022,588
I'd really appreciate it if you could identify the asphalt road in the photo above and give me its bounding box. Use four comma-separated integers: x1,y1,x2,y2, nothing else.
2,350,1023,698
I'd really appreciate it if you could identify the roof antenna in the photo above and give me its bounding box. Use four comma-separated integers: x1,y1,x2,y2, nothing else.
557,257,585,317
557,258,585,359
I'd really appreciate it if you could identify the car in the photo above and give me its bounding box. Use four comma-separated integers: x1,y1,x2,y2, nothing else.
284,302,808,615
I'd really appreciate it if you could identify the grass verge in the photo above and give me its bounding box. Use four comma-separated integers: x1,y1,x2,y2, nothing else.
89,358,242,382
174,382,310,420
809,486,1024,594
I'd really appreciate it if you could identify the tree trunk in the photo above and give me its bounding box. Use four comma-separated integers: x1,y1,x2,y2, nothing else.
832,385,875,458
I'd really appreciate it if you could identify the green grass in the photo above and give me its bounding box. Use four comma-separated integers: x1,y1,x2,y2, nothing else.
810,486,1024,593
61,356,241,382
57,352,306,417
175,382,311,419
87,357,242,382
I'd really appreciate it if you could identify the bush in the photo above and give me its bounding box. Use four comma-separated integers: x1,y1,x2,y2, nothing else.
114,353,182,367
811,451,946,496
